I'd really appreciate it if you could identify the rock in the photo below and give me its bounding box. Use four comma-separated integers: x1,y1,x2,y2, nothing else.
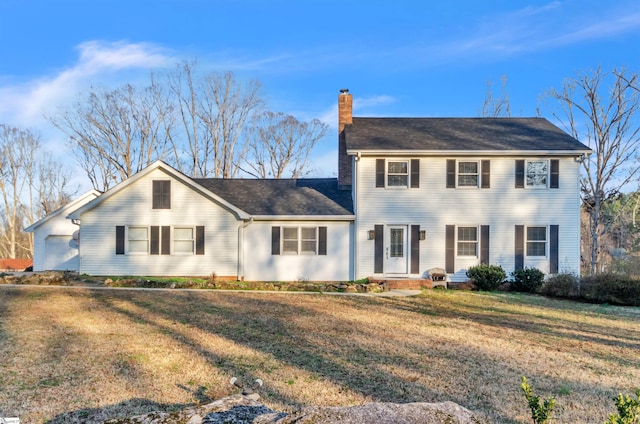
102,395,483,424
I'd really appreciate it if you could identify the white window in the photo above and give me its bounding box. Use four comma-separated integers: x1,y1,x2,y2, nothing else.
526,226,547,256
457,227,478,256
128,227,148,254
458,161,479,187
174,227,194,254
282,227,318,255
526,161,548,188
387,161,409,187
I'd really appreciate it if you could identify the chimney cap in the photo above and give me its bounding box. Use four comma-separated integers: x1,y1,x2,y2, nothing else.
340,88,349,94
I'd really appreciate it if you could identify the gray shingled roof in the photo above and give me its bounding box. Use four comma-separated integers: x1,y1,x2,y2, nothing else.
192,178,353,216
345,117,591,152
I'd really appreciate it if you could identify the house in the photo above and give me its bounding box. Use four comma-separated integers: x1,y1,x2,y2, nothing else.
24,190,100,271
40,89,590,282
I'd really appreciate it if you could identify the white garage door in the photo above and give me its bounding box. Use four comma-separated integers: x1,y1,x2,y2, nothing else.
44,235,79,271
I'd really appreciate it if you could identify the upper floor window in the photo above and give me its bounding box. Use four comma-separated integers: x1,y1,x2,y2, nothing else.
387,161,409,187
526,226,547,256
526,161,548,188
152,180,171,209
458,161,479,187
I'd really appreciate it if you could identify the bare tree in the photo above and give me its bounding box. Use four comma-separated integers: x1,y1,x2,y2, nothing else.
243,112,328,178
547,67,640,274
198,72,263,178
481,75,511,117
0,125,73,258
50,78,174,191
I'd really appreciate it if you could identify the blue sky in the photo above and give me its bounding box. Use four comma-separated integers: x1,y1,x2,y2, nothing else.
1,0,639,187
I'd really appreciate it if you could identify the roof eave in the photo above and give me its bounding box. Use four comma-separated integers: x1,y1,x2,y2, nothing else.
251,215,355,221
346,149,593,156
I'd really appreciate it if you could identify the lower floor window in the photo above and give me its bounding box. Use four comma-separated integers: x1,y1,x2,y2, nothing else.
128,227,148,253
283,226,317,254
174,227,194,254
457,226,478,256
527,226,547,256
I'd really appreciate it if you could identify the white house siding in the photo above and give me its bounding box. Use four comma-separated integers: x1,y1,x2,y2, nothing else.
78,169,241,277
243,220,353,281
355,156,582,281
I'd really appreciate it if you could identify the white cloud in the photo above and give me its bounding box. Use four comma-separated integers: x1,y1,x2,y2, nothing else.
0,40,173,128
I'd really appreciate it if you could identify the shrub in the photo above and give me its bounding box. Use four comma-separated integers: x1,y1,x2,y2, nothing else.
521,376,556,424
605,388,640,424
581,273,640,306
511,267,545,293
540,273,579,298
466,264,506,291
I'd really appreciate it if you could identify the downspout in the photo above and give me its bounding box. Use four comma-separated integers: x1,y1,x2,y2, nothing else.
238,217,254,281
71,219,81,273
353,152,360,281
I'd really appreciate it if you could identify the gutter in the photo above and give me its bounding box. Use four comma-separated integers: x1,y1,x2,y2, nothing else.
346,149,593,156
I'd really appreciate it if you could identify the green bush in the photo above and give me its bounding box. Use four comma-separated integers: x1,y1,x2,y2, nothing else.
581,273,640,306
540,273,580,298
521,376,556,424
605,388,640,424
466,264,506,291
511,267,545,293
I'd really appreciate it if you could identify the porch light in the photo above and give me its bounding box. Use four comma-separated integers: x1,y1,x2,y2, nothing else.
368,230,375,240
420,230,426,240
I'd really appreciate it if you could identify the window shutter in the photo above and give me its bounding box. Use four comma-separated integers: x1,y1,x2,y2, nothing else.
196,226,205,255
410,159,420,188
515,160,525,188
550,225,559,273
480,225,490,264
318,226,327,256
116,226,125,255
161,226,171,255
376,159,385,188
150,226,160,255
481,160,490,189
515,225,524,270
550,159,559,189
271,226,281,255
411,225,420,274
446,160,456,188
153,180,171,209
445,225,455,273
374,225,384,273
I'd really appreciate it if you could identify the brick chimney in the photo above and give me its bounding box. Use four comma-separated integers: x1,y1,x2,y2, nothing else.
338,89,353,187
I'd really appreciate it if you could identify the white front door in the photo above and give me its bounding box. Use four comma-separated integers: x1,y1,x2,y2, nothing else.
385,225,408,275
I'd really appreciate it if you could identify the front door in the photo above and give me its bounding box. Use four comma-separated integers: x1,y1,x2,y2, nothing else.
385,225,408,275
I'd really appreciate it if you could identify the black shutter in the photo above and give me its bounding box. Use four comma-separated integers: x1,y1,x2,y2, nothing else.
374,225,384,273
376,159,385,188
515,225,524,270
446,160,456,188
116,226,125,255
550,225,559,273
150,226,160,255
318,226,327,256
411,225,420,274
161,226,171,255
445,225,455,273
480,225,490,264
153,180,171,209
515,160,525,188
410,159,420,188
550,159,559,189
196,226,205,255
481,160,490,189
271,227,280,255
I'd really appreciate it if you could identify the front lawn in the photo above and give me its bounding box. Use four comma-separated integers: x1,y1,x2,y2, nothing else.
0,287,638,423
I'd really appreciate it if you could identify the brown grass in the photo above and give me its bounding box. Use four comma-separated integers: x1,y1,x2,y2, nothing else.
0,287,638,423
